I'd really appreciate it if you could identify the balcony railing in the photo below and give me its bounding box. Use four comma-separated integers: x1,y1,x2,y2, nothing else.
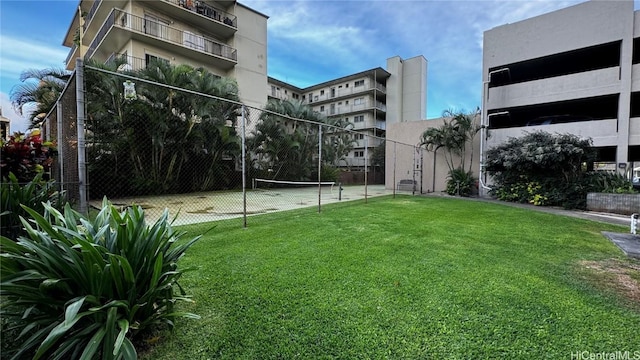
86,8,237,63
163,0,237,28
307,82,386,104
83,0,103,33
65,44,78,65
105,53,147,71
316,100,386,116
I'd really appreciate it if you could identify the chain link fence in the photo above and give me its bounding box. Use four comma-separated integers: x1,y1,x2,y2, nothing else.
40,60,425,228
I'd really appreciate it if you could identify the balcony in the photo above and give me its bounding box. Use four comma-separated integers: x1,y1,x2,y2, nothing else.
147,0,237,39
307,82,386,104
84,8,237,70
317,100,386,116
105,53,147,71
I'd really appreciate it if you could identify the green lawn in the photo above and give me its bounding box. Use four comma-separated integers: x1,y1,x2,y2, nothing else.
141,196,639,359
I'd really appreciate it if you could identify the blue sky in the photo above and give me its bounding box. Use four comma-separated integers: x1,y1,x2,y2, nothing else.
0,0,632,132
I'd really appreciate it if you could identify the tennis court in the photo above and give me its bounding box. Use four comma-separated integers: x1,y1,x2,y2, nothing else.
91,184,394,226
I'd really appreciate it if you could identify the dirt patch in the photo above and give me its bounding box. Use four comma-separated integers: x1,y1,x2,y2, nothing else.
579,258,640,308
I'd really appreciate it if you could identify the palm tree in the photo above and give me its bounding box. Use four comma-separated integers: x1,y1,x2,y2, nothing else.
420,108,481,194
187,72,242,190
251,99,326,180
10,68,71,128
441,107,481,173
420,126,446,192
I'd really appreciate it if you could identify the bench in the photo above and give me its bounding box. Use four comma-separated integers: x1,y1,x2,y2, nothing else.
397,179,416,191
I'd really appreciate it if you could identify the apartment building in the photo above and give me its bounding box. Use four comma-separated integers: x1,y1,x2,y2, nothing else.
62,0,268,108
0,107,10,140
268,55,427,169
482,0,639,192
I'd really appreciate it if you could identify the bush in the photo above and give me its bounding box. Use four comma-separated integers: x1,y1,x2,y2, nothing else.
0,172,66,240
0,199,201,360
0,130,56,183
486,131,597,209
585,171,637,194
446,168,475,197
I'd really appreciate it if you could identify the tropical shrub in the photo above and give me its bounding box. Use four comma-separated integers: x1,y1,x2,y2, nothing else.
446,168,475,197
0,172,65,240
585,171,637,194
485,131,637,209
0,199,201,359
0,129,56,183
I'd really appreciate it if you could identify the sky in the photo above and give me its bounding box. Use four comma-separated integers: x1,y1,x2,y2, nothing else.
0,0,635,132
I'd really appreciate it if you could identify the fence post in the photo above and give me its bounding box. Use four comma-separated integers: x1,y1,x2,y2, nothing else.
393,141,397,198
318,124,322,213
364,135,368,203
56,100,64,193
75,58,88,215
242,105,247,228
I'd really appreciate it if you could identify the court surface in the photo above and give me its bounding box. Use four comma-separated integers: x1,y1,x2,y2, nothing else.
91,184,400,226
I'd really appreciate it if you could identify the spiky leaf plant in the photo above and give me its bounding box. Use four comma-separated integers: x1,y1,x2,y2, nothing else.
0,172,66,240
0,199,201,360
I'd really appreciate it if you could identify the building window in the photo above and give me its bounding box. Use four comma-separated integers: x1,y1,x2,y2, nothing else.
354,151,364,157
308,93,313,103
145,54,169,67
345,100,349,104
320,90,325,95
183,31,205,50
354,115,364,122
354,98,364,105
354,80,364,87
144,14,169,39
320,105,325,112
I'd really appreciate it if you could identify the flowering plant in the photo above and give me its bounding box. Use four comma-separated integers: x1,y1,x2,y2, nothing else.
0,129,56,183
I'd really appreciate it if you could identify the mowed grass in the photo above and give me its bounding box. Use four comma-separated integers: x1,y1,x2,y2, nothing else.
141,196,639,359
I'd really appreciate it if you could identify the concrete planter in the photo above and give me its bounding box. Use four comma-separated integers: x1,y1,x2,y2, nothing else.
586,193,640,215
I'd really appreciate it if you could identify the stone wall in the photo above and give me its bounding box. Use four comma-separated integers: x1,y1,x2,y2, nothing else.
586,193,640,215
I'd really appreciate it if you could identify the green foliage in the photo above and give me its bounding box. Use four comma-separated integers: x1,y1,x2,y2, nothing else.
249,99,355,181
0,172,66,240
445,167,475,196
319,164,341,182
85,60,242,197
1,130,56,183
0,199,201,359
420,108,481,175
486,131,599,209
370,144,385,169
9,68,71,128
585,171,637,194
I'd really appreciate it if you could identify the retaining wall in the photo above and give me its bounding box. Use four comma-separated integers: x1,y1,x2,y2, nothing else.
586,193,640,215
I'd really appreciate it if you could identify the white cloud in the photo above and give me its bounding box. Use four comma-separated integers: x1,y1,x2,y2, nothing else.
0,34,69,92
0,92,31,134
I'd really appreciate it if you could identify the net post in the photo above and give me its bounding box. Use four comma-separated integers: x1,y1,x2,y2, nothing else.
318,124,322,213
75,58,88,215
242,105,247,228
